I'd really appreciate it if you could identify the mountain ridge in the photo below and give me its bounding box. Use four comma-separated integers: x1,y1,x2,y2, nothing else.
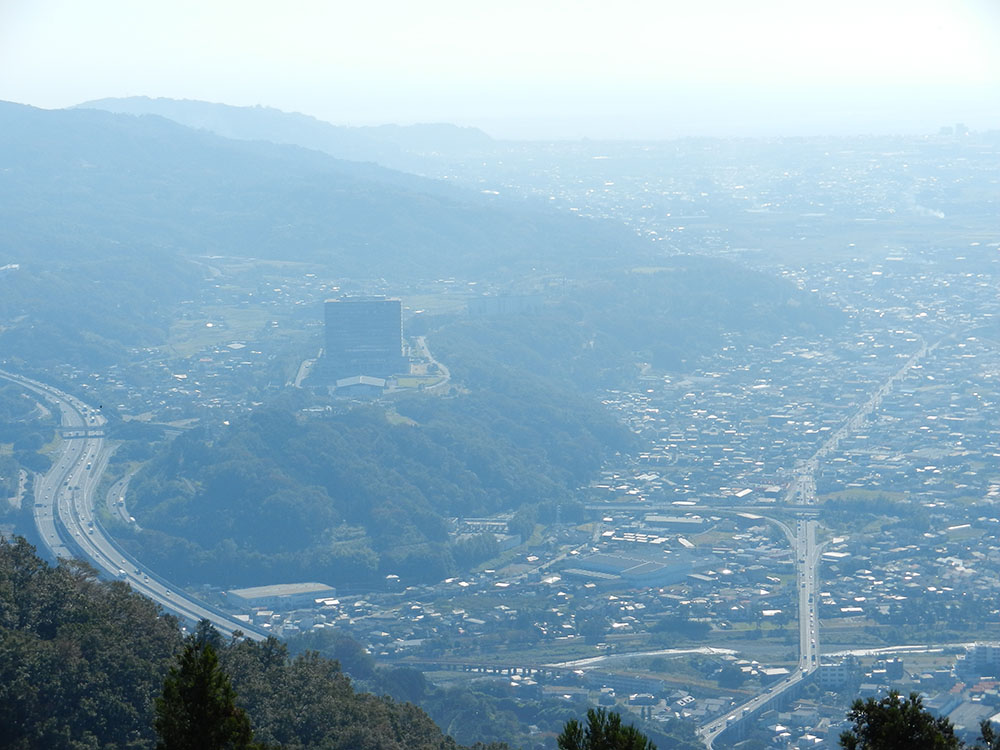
0,99,635,276
76,96,495,169
0,99,641,370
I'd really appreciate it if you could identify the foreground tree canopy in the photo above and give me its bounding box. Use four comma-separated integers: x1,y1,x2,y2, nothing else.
155,633,256,750
840,692,959,750
558,709,657,750
0,537,485,750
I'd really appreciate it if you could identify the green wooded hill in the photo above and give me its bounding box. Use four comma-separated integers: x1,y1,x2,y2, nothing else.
122,251,842,589
0,100,642,371
0,536,495,750
0,101,635,275
433,257,845,388
0,380,58,489
126,367,632,587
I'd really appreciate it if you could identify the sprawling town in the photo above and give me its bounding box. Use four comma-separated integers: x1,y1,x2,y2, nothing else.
5,131,1000,749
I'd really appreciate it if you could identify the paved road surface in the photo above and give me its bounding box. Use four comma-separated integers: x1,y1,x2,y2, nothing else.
0,369,266,641
698,516,823,748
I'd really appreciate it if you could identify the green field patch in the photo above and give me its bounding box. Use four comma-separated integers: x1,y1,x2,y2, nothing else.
396,376,444,388
401,293,472,316
945,525,984,542
384,411,418,427
690,528,733,547
165,306,272,357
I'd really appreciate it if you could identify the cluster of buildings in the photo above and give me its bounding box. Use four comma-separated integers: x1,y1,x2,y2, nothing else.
22,131,1000,749
216,510,805,709
428,131,999,265
748,647,1000,748
44,273,442,421
593,326,917,505
813,512,1000,632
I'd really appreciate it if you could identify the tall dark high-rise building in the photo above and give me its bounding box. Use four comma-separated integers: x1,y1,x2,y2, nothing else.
324,297,406,378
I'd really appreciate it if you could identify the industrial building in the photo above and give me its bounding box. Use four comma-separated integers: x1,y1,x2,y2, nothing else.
560,550,714,586
227,582,336,610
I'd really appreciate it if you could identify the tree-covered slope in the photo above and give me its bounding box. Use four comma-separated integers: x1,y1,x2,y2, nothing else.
0,101,638,277
0,100,642,371
0,537,183,748
126,370,632,587
0,380,59,490
122,254,842,590
433,257,845,389
0,537,497,750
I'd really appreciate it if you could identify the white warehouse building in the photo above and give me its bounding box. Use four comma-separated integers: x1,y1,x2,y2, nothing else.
227,582,336,610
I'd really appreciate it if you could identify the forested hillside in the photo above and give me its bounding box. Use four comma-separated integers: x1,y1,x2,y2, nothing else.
0,100,643,372
0,537,183,748
0,101,637,275
433,258,845,389
123,252,843,589
126,367,631,587
0,537,496,750
0,381,57,495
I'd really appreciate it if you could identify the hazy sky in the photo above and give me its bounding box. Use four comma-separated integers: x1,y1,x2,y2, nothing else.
2,0,999,138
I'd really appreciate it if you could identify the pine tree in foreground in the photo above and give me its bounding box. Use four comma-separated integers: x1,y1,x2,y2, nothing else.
558,708,656,750
154,626,256,750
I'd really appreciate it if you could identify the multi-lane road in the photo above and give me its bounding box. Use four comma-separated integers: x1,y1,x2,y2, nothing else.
782,333,940,506
697,338,943,746
0,369,265,641
795,519,822,671
698,516,823,748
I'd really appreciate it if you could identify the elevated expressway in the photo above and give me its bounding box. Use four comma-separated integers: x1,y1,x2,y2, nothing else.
648,336,936,746
697,517,823,748
0,369,265,641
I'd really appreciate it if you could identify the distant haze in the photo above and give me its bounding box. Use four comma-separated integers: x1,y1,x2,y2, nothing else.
2,0,999,139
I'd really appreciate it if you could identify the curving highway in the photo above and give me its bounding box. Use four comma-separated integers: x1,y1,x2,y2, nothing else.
0,369,265,641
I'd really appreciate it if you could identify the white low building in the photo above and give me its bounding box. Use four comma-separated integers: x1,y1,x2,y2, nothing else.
227,582,336,610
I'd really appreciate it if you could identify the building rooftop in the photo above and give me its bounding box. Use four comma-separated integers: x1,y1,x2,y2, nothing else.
229,582,335,598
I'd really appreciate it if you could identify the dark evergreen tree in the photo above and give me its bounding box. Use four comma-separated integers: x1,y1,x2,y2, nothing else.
154,626,256,750
839,691,960,750
978,720,1000,750
558,709,656,750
